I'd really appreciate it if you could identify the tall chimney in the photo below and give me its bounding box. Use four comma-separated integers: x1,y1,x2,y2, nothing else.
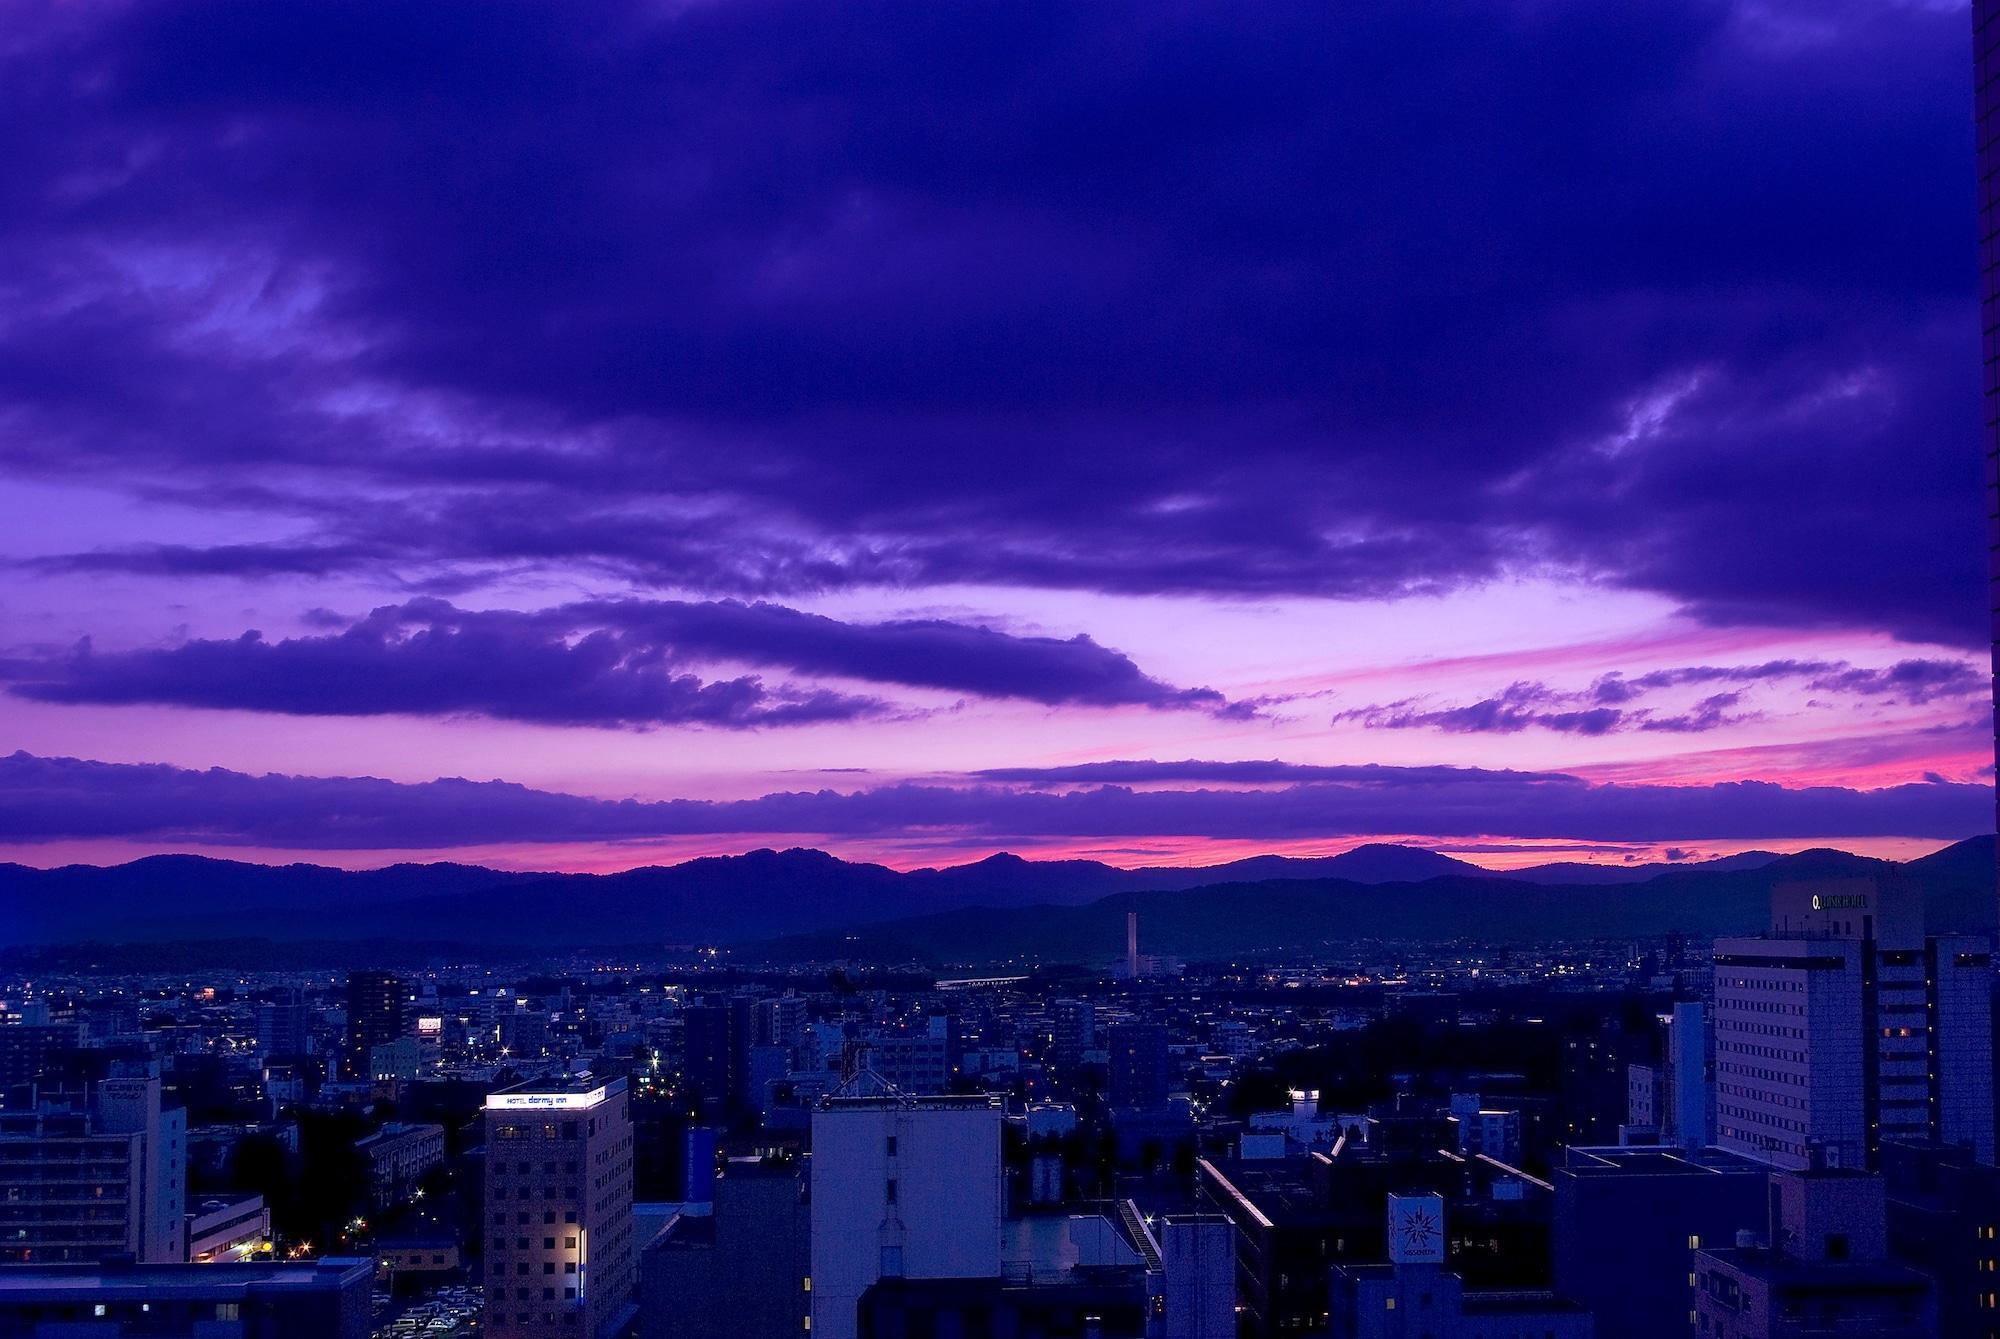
1126,910,1140,979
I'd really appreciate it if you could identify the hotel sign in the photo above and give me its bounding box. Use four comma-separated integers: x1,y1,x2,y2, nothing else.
485,1085,608,1112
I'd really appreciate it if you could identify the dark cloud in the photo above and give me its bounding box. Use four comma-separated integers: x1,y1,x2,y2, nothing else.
23,542,392,580
970,760,1432,786
4,598,1231,725
1335,683,1632,736
1639,691,1753,733
0,0,1980,643
0,751,1984,849
8,623,885,731
1335,657,1982,735
1806,658,1988,705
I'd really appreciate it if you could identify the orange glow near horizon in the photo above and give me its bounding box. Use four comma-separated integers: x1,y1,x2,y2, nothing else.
0,829,1963,877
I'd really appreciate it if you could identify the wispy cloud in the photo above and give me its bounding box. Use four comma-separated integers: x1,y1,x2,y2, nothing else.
2,751,1984,849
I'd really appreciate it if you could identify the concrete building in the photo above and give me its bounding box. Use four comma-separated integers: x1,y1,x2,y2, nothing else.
376,1234,461,1279
682,998,752,1122
809,1092,1005,1339
254,990,311,1064
1552,1145,1768,1339
859,1016,956,1095
753,996,807,1053
0,1023,85,1097
1880,1138,2000,1339
1152,1213,1235,1339
1662,1000,1715,1149
1713,877,1994,1170
1692,1169,1935,1339
187,1194,271,1262
1330,1194,1593,1339
1050,1000,1095,1069
1107,1023,1172,1112
1447,1094,1523,1165
639,1159,808,1339
1197,1134,1553,1337
355,1121,445,1207
0,1075,187,1264
1624,1063,1659,1136
0,1257,371,1339
342,971,407,1082
368,1037,423,1085
484,1076,637,1339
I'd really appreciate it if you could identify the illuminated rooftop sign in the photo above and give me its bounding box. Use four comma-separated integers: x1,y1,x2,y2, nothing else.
485,1085,608,1112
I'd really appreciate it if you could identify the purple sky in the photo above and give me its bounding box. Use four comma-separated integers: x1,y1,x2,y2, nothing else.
0,0,1991,872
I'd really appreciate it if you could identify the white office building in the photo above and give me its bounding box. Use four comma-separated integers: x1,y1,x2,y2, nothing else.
0,1075,187,1264
809,1092,1004,1339
1714,878,1994,1171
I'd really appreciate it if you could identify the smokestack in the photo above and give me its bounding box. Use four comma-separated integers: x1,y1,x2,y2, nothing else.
1126,910,1140,979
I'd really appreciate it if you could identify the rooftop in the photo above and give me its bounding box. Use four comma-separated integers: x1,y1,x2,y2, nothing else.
484,1075,623,1112
0,1259,372,1296
1560,1145,1773,1178
1697,1247,1933,1292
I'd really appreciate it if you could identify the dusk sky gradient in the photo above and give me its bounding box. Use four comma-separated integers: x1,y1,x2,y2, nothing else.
1,0,1991,872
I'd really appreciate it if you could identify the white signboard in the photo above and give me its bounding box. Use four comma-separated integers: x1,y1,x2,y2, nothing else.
1388,1192,1445,1264
485,1085,607,1112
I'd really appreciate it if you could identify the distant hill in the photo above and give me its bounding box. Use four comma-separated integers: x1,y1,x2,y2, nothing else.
0,837,1986,956
757,841,1996,967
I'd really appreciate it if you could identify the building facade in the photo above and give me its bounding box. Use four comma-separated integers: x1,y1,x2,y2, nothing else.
809,1093,1004,1339
1713,878,1994,1170
483,1077,636,1339
0,1257,372,1339
343,971,407,1082
0,1075,187,1264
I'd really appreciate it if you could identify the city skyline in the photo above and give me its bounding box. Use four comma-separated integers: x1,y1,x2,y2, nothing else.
2,0,1991,873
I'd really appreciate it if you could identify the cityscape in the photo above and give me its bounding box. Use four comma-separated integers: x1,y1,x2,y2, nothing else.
4,2,2000,1338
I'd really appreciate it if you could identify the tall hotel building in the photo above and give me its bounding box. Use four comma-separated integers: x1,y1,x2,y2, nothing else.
484,1078,636,1339
1713,878,1993,1170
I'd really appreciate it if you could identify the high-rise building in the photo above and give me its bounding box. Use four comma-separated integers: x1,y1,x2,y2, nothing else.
752,995,806,1053
483,1077,637,1339
1712,878,1994,1170
1559,1016,1648,1147
808,1093,1004,1339
1106,1023,1171,1111
859,1015,957,1095
255,988,310,1063
342,971,407,1081
1661,999,1714,1149
1050,999,1095,1069
0,1074,188,1263
639,1159,809,1339
682,997,752,1121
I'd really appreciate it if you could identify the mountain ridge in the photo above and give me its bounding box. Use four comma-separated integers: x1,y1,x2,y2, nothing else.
0,838,1981,953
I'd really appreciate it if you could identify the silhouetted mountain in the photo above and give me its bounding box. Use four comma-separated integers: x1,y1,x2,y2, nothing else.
1,837,1987,954
755,843,1994,967
1502,849,1785,884
0,855,546,943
